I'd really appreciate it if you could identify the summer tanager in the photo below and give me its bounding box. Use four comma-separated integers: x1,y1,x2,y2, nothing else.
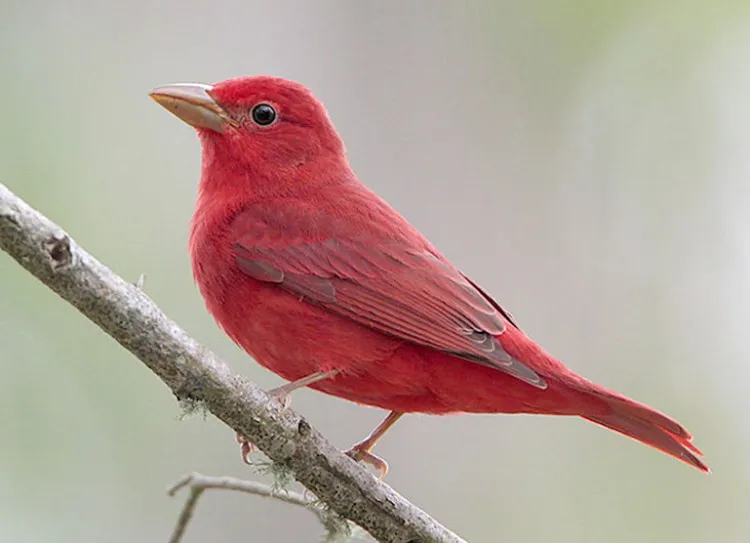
150,76,707,474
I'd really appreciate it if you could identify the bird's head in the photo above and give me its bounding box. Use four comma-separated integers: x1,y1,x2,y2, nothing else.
150,76,345,180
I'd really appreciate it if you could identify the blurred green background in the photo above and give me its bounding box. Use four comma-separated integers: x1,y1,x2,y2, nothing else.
1,1,748,542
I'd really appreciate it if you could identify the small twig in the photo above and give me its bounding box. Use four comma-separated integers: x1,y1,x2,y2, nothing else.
135,272,147,290
168,472,354,543
168,478,203,543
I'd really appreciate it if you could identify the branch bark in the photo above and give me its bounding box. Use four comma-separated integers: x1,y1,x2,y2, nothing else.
0,182,467,543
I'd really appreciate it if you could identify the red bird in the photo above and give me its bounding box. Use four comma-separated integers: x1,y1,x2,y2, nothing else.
150,76,708,474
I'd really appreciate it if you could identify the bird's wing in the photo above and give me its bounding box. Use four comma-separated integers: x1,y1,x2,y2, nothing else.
230,205,546,389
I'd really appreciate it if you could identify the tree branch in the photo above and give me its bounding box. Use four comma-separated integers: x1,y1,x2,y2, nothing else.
0,182,466,543
167,472,357,543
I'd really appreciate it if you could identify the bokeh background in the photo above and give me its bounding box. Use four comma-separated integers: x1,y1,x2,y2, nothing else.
2,1,749,542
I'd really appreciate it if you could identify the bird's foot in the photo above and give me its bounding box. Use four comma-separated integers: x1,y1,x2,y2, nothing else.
265,386,293,413
345,442,389,479
235,431,256,464
266,370,339,414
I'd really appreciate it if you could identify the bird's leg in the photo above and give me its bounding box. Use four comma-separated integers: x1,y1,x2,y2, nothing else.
236,370,339,464
267,369,340,411
345,411,404,478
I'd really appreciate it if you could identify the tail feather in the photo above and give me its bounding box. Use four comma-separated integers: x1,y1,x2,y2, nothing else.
581,389,708,472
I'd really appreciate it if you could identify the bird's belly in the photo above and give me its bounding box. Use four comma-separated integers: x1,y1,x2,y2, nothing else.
213,278,397,375
206,277,574,414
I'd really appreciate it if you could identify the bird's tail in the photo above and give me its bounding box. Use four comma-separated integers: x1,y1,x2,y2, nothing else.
580,387,709,472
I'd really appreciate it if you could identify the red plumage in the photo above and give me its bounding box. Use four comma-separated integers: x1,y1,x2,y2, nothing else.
153,76,707,472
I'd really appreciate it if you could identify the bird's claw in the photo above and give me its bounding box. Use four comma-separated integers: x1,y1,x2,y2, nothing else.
345,444,389,479
235,431,256,464
266,387,293,414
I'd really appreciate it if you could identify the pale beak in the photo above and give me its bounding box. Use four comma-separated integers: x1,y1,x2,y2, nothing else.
149,83,237,132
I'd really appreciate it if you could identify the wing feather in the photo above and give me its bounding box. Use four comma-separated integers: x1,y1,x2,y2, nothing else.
231,207,547,389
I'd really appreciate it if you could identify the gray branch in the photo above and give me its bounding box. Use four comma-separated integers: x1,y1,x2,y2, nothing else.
167,472,358,543
0,182,466,543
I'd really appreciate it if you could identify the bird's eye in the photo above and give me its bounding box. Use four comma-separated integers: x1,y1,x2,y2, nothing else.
250,103,277,126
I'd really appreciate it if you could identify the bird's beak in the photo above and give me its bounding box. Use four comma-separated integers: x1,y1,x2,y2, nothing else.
149,83,237,132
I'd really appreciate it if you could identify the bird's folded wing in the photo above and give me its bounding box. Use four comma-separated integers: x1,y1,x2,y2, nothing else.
231,212,546,389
